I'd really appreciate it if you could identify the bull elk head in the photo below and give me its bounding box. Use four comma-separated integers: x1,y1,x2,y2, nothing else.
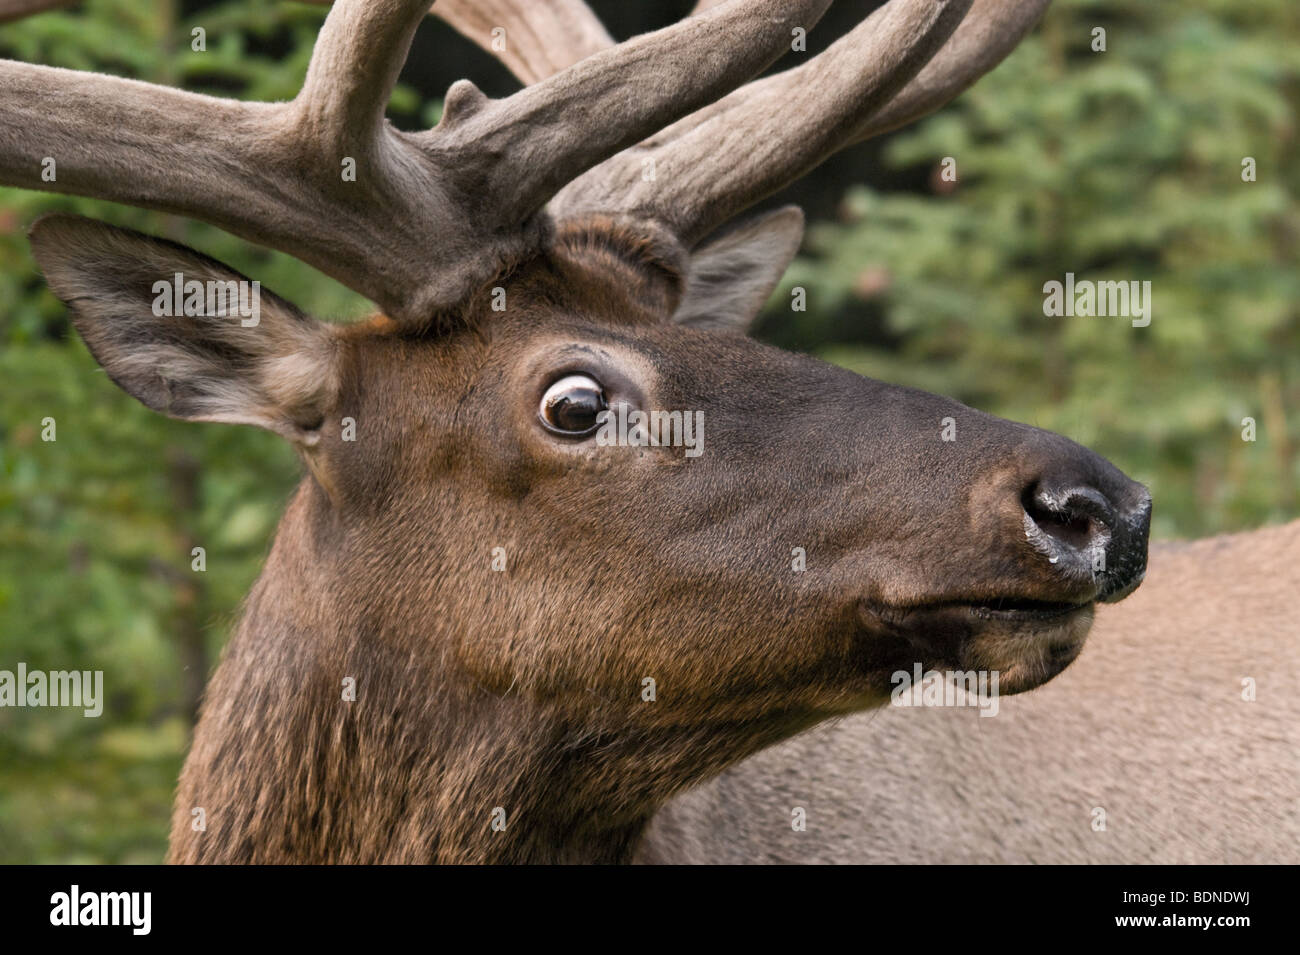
2,0,1151,863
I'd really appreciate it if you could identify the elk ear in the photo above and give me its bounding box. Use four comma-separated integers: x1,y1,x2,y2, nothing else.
672,206,804,334
28,215,337,446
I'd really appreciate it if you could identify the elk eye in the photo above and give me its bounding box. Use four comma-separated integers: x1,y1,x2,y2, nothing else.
539,374,607,436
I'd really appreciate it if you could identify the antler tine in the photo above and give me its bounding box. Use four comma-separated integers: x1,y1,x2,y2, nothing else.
433,0,614,87
2,0,832,323
302,1,614,88
860,0,1052,137
291,0,432,157
553,0,1050,246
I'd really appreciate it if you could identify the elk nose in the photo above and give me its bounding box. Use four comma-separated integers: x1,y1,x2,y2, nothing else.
1022,476,1152,602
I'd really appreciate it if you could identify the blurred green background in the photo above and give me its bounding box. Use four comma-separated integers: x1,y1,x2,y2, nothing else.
1,0,1296,862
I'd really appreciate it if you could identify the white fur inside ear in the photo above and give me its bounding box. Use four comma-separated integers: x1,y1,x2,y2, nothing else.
673,206,804,333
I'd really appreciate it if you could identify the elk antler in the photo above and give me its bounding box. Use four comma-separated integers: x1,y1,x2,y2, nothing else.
301,1,613,87
438,0,1049,246
0,0,831,323
4,0,1048,318
433,0,613,86
554,0,1051,244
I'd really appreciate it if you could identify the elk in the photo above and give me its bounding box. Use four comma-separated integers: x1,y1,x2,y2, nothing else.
4,0,1154,864
642,522,1300,863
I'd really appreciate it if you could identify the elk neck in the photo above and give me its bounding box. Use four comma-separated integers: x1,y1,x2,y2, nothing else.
173,477,818,864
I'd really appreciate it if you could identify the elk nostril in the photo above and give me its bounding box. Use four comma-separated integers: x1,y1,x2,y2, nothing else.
1040,511,1094,549
1022,483,1113,555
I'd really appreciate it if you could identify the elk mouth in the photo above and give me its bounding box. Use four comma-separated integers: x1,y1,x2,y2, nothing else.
964,596,1090,621
864,596,1092,628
